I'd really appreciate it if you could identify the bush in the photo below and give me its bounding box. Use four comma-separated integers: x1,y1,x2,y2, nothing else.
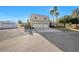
56,25,64,28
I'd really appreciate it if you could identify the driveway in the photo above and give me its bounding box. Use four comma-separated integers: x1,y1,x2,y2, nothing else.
0,29,27,41
0,29,61,52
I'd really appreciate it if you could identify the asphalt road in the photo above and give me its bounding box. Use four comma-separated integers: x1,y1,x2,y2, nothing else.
40,31,79,52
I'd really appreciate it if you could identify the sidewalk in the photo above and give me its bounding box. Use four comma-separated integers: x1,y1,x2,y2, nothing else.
0,32,62,52
66,27,79,32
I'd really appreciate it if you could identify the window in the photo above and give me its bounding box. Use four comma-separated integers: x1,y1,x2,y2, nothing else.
44,17,46,20
35,16,37,19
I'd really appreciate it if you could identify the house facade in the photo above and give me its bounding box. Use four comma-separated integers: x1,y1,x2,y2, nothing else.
30,14,50,28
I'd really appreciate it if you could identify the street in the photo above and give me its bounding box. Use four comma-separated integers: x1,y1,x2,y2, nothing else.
40,31,79,52
1,28,79,52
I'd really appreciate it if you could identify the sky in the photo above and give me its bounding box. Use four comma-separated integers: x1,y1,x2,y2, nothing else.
0,6,79,22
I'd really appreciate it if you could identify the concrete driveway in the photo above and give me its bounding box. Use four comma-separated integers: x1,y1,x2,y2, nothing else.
0,29,62,52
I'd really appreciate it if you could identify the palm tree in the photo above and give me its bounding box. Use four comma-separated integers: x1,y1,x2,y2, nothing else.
50,9,54,27
50,6,59,27
53,6,58,12
55,11,59,27
55,12,59,19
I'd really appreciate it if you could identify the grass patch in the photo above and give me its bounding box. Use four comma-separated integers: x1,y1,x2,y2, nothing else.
53,26,75,32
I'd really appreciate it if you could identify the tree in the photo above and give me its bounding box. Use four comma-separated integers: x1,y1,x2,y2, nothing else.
71,8,79,28
63,15,71,23
58,15,71,28
58,17,66,28
53,6,59,20
55,11,59,26
50,6,59,27
55,12,59,19
50,9,54,27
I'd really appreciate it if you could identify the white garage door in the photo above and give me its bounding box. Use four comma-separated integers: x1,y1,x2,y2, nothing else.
33,24,49,28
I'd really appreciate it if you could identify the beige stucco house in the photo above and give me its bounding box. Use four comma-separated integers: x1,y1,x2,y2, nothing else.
30,14,50,28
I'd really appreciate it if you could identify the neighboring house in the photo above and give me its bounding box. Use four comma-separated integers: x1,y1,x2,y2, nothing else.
0,21,17,29
30,14,50,28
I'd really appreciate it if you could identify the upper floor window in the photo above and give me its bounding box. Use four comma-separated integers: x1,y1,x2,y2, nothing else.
44,17,46,20
35,16,37,19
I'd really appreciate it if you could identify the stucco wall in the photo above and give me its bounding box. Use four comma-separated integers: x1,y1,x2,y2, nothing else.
30,14,49,28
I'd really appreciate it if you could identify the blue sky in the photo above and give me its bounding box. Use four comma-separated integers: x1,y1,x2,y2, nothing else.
0,6,79,22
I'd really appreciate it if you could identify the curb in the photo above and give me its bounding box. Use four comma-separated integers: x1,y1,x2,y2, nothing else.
66,27,79,32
